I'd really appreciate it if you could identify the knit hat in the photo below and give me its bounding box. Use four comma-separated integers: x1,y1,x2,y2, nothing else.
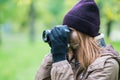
63,0,100,37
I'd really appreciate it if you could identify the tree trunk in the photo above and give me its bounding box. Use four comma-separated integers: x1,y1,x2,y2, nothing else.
0,26,2,45
106,20,113,38
29,1,35,42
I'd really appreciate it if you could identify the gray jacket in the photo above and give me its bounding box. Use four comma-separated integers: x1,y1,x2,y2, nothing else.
35,45,120,80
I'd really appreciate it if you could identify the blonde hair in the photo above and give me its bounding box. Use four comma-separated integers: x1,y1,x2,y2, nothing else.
69,28,102,69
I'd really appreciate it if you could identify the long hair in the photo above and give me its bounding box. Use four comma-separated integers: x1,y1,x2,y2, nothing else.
69,28,102,69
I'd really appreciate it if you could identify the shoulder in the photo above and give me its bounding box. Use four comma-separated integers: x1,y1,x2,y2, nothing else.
88,55,119,72
85,56,119,80
104,58,119,72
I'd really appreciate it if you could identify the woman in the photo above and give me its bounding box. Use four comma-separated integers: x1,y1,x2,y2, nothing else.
35,0,120,80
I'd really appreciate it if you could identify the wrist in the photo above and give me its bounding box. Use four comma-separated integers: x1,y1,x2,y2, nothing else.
52,54,66,63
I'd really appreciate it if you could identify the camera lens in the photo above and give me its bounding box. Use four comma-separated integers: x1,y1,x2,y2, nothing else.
42,30,51,42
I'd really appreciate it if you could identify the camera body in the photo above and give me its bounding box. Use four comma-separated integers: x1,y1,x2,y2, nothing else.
42,25,70,43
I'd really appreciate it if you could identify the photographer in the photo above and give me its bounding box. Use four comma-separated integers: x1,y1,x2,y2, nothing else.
35,0,120,80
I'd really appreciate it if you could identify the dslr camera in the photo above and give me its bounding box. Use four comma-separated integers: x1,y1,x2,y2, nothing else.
42,25,70,43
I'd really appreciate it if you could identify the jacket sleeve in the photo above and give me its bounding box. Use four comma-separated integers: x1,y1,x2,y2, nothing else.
51,60,74,80
35,54,53,80
86,58,119,80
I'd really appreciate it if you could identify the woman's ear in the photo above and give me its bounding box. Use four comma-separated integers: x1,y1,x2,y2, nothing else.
70,30,79,49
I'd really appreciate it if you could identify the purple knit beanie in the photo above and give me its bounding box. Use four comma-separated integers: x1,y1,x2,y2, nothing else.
63,0,100,37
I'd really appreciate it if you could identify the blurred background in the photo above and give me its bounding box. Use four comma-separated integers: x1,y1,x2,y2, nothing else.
0,0,120,80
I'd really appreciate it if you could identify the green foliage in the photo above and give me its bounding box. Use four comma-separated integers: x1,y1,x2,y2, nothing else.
0,0,120,26
48,0,64,15
0,0,30,26
96,0,120,21
0,0,8,4
0,35,50,80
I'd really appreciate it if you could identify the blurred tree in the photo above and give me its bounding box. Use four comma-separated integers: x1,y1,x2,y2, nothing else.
34,0,66,29
0,0,120,44
106,20,113,37
0,26,1,45
48,0,64,16
96,0,120,38
46,0,65,27
0,0,32,44
29,1,36,42
0,0,8,23
0,0,10,44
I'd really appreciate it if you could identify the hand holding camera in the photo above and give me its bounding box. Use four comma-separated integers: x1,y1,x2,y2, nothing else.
42,25,70,63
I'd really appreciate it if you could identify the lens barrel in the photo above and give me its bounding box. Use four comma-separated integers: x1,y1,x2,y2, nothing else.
42,30,51,42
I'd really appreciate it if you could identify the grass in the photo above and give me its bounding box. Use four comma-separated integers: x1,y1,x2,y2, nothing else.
0,34,50,80
0,34,120,80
